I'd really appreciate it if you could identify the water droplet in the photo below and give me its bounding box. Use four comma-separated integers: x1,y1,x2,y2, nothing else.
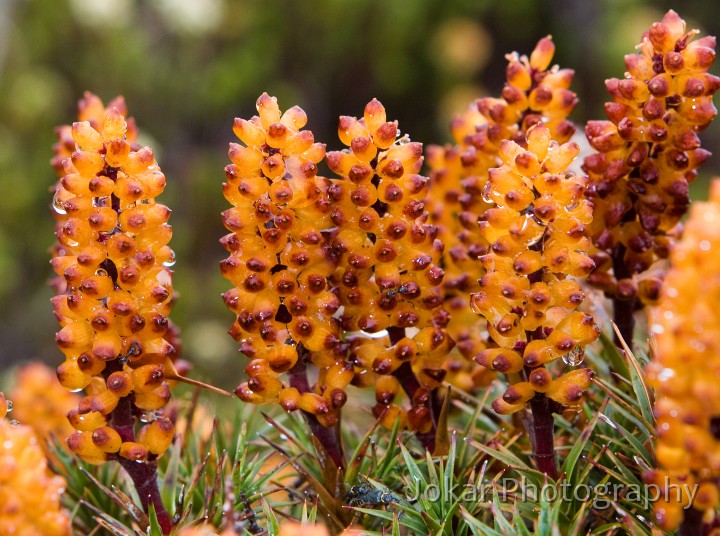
5,401,12,412
562,346,585,366
68,387,84,393
9,420,20,427
64,238,79,247
564,200,579,213
162,251,176,267
481,184,494,204
52,190,67,215
699,240,711,252
92,196,110,208
95,268,108,277
469,293,483,314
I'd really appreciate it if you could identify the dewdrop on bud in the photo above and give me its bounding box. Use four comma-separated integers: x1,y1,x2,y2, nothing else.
562,346,585,366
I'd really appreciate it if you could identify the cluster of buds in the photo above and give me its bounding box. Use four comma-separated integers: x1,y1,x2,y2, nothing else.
425,36,579,395
645,180,720,531
327,99,450,433
221,95,451,437
471,123,599,414
0,393,71,535
51,93,176,464
425,103,493,394
475,35,577,150
584,10,719,309
220,94,343,426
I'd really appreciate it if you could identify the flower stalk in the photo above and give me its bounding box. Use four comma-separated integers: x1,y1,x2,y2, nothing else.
526,393,558,479
287,345,344,469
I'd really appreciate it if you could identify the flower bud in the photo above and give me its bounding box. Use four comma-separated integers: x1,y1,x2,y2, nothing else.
67,431,107,464
119,441,149,462
138,418,175,455
91,426,122,453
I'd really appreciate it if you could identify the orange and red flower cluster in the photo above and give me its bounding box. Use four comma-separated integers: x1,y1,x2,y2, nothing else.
221,95,452,432
645,180,720,531
327,100,451,432
427,37,596,413
220,93,341,424
584,10,719,305
51,93,176,463
471,123,599,413
427,37,580,397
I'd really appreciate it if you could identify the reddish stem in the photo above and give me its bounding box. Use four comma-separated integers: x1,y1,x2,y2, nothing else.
527,393,558,479
106,364,172,534
519,260,558,477
287,346,345,469
679,507,704,536
388,326,437,453
612,244,636,350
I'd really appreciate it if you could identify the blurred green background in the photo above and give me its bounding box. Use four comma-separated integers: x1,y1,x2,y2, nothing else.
0,0,717,390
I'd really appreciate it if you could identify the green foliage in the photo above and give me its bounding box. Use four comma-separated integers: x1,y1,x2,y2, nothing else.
49,330,664,534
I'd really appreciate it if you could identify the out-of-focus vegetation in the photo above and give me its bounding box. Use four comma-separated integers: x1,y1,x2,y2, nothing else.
1,0,717,388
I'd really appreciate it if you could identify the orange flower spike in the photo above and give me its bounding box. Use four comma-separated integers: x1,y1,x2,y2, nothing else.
584,10,719,325
645,179,720,529
222,94,344,431
473,121,598,416
327,100,450,436
0,417,72,535
51,92,179,486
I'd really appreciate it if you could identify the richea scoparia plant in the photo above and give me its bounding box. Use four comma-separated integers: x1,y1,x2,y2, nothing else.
2,8,719,536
